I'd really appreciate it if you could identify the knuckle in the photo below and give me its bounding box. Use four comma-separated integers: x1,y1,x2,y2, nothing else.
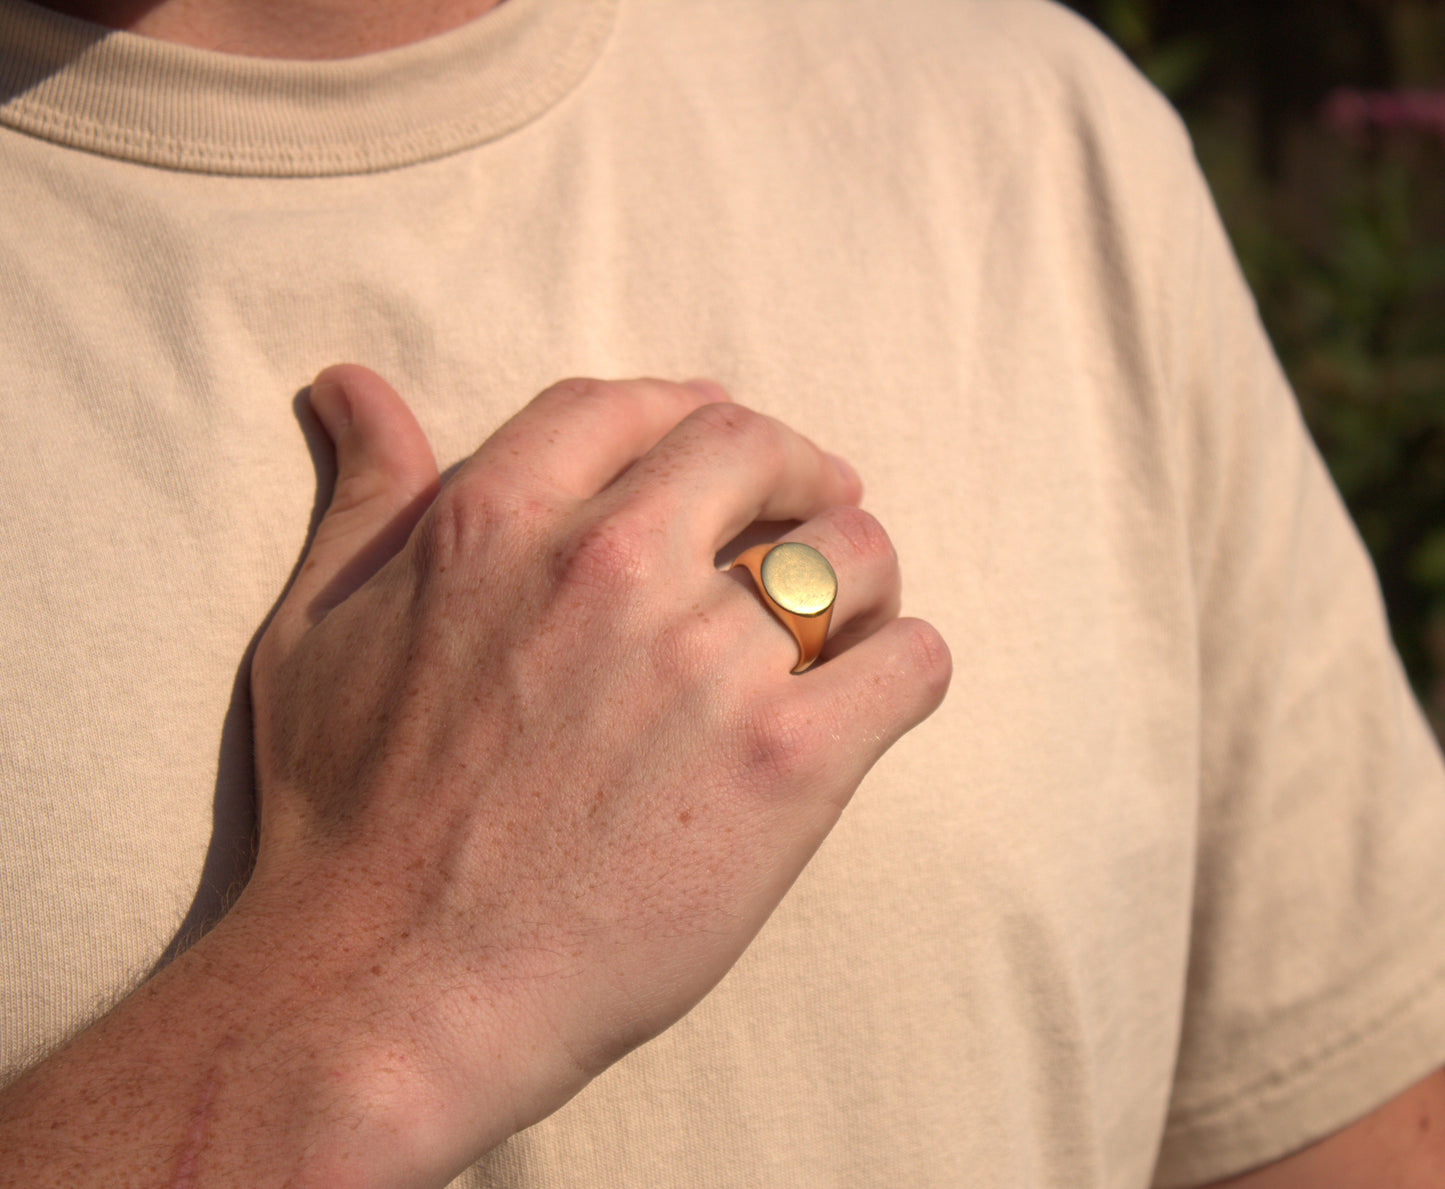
553,514,654,594
645,593,737,689
539,376,612,408
419,482,543,572
537,376,701,433
738,699,822,786
417,487,477,570
646,616,711,688
527,376,622,429
689,401,774,454
900,619,953,692
820,505,895,565
328,468,392,517
686,402,788,483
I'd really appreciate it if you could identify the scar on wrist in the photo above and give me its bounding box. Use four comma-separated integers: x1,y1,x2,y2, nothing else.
171,1068,220,1188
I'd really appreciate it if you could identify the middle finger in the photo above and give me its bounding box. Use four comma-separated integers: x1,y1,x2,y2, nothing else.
599,402,863,557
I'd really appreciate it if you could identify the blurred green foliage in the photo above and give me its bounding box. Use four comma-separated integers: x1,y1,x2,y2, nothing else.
1063,0,1445,733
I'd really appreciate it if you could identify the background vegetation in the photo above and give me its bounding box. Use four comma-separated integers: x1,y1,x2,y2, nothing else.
1061,0,1445,735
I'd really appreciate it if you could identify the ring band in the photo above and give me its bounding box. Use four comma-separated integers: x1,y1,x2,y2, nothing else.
731,542,837,673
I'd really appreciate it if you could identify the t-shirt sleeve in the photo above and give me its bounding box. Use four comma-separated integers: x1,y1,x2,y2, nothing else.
1150,105,1445,1186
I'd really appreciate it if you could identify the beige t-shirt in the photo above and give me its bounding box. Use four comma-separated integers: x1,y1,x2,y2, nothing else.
3,0,1445,1184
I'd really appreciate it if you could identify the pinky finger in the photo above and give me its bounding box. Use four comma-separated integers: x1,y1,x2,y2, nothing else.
793,617,952,794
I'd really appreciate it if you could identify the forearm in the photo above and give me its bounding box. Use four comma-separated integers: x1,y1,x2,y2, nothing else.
0,889,473,1189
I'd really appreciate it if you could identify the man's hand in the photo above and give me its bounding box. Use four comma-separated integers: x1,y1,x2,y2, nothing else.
0,367,949,1187
245,365,951,1177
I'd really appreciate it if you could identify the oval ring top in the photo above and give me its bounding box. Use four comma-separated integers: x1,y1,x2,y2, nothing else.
759,542,837,618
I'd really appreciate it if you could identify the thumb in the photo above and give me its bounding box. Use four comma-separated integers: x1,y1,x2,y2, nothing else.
280,363,440,635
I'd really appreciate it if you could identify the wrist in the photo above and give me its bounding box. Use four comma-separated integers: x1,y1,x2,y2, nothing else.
211,860,562,1185
192,881,471,1185
0,873,483,1189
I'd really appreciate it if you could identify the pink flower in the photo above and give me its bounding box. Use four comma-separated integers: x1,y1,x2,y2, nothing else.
1323,87,1445,143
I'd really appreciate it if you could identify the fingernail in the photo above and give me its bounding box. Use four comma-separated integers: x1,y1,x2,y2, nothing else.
309,376,352,440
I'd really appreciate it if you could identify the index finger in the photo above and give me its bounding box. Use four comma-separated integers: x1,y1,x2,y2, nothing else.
599,402,864,554
453,377,731,502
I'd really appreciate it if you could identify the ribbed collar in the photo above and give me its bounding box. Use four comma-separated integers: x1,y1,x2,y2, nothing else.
0,0,616,175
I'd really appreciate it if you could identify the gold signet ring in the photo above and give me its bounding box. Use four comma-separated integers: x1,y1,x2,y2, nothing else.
731,542,837,673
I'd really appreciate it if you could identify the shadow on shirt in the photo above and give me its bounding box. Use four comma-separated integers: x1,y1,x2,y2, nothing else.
149,385,331,973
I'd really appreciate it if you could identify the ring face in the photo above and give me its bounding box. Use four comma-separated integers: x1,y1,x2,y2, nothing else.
759,542,837,618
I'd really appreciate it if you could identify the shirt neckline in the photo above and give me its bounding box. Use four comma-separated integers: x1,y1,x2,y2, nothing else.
0,0,617,175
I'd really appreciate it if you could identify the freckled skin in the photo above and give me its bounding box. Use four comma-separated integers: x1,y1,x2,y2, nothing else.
0,368,948,1186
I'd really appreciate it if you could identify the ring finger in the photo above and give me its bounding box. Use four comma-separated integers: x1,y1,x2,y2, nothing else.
725,504,902,675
